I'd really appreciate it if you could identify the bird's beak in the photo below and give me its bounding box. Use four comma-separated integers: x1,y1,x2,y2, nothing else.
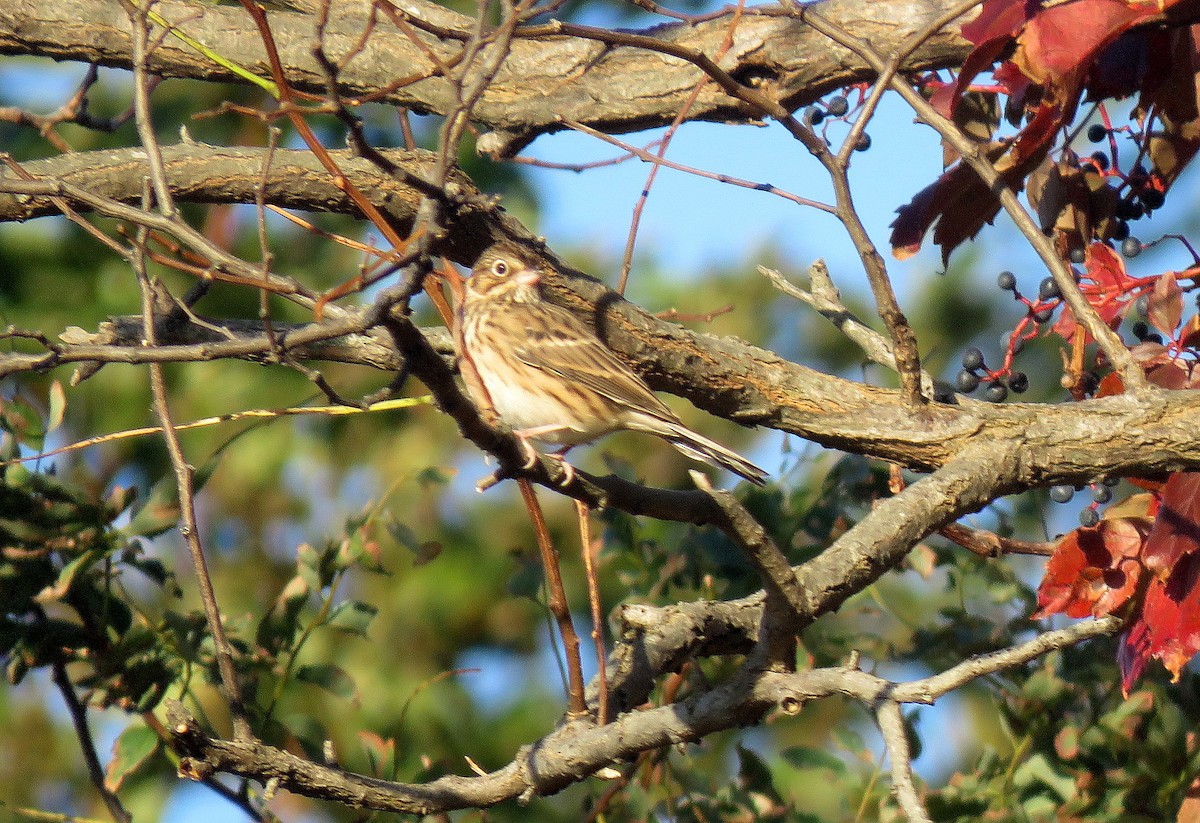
516,269,541,287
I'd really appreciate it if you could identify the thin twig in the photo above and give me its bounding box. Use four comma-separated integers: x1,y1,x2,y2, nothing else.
50,660,132,823
559,119,833,214
875,700,931,823
124,0,252,741
759,262,937,396
800,7,1147,392
520,479,588,716
576,498,609,723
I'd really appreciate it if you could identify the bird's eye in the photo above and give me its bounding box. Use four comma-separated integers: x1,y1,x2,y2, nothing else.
492,259,508,276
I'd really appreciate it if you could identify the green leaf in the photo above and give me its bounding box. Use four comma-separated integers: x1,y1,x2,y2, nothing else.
780,746,848,776
123,475,182,539
1012,753,1075,801
296,663,357,700
43,548,102,601
256,574,310,650
327,600,378,637
104,723,160,792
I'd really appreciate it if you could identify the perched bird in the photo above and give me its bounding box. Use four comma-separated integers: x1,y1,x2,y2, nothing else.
457,240,767,486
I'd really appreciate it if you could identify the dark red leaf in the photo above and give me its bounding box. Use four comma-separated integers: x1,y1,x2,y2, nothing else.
1139,25,1200,186
960,0,1030,47
1087,28,1152,100
1013,0,1150,87
1118,619,1151,696
1148,272,1184,335
1143,472,1200,573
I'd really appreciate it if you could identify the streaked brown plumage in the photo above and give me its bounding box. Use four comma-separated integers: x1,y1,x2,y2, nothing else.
458,241,767,486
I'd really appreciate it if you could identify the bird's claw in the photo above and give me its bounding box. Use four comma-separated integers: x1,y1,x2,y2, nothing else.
548,454,576,487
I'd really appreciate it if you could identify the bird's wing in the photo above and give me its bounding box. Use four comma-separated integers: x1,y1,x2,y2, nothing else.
514,305,680,423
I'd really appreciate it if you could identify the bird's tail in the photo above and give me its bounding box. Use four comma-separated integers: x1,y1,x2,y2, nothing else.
665,425,768,487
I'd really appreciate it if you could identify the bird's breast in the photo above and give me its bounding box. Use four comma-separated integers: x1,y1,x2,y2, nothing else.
462,303,615,445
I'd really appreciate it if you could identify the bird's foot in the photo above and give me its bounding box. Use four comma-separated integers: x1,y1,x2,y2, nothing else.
545,449,577,487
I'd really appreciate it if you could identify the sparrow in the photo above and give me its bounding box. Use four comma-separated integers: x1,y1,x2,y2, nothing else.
457,241,767,486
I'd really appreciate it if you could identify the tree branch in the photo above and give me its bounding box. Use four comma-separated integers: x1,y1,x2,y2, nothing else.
0,0,975,147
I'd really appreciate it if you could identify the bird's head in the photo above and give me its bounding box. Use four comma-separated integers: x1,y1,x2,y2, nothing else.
467,242,544,304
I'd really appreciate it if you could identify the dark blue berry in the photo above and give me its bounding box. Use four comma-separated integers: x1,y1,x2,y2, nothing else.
1079,507,1100,527
1007,372,1029,393
983,380,1008,403
1091,485,1112,504
997,271,1017,291
1087,124,1108,143
1038,277,1061,300
1002,331,1025,355
805,107,825,125
1089,152,1110,171
1116,199,1143,220
854,133,871,152
1050,485,1075,503
961,347,985,371
1121,237,1142,258
826,95,849,117
1141,188,1165,210
955,369,980,393
1069,248,1087,264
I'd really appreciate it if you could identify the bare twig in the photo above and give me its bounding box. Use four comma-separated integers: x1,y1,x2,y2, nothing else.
576,498,610,724
124,0,252,741
520,478,588,717
50,659,132,823
876,700,930,823
799,7,1147,392
559,119,834,215
759,261,937,396
690,471,805,622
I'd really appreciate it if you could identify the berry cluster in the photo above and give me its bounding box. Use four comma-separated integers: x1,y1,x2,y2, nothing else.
804,92,871,152
1076,120,1163,252
1048,477,1118,527
952,269,1073,402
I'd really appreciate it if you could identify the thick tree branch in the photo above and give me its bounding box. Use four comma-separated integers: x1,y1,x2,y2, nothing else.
0,144,519,265
0,0,974,146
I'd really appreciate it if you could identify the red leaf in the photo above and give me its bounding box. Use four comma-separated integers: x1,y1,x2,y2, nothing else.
961,0,1029,47
1013,0,1149,87
1035,518,1150,619
1118,619,1152,696
1148,272,1184,335
1181,314,1200,349
1139,554,1200,684
1143,472,1200,573
1083,242,1133,291
1110,473,1200,692
1051,243,1135,343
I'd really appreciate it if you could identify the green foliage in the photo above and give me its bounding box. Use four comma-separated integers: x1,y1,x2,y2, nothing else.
927,651,1200,822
